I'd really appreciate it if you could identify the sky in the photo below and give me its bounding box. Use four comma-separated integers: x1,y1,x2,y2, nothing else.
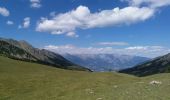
0,0,170,58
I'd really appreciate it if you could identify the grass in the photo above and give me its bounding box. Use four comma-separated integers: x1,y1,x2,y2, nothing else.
0,56,170,100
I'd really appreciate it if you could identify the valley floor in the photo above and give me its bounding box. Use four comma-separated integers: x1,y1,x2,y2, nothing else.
0,56,170,100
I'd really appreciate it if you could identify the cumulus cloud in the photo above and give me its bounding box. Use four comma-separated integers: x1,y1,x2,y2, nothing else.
30,0,41,8
96,42,129,46
36,5,154,37
19,17,31,29
122,0,170,8
0,7,10,16
6,20,14,25
44,45,170,58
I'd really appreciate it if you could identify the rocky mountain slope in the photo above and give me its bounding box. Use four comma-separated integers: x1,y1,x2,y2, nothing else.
0,38,90,71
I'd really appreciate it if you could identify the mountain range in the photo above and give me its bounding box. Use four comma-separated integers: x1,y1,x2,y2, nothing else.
62,53,150,72
0,37,90,71
2,37,170,76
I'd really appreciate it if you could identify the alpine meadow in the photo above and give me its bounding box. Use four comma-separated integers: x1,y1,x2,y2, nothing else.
1,0,170,100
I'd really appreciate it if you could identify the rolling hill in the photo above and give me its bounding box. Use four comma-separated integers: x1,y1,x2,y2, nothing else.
0,37,90,71
1,56,170,100
119,53,170,76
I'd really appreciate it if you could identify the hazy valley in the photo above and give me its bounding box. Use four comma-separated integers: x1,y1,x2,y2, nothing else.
62,53,150,72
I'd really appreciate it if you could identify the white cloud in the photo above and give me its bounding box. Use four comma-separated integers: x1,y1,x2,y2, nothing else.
30,0,41,8
0,7,10,16
44,45,114,55
122,0,170,8
96,42,129,46
125,46,164,50
19,17,31,29
36,5,154,37
31,3,41,8
66,32,79,38
6,20,14,25
124,46,170,57
44,45,170,58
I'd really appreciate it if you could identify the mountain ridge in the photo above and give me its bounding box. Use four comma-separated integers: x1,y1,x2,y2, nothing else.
0,37,90,71
119,53,170,76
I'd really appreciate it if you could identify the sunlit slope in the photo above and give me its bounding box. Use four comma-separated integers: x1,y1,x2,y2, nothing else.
0,56,170,100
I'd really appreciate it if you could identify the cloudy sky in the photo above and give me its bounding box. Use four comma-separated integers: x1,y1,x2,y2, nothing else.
1,0,170,58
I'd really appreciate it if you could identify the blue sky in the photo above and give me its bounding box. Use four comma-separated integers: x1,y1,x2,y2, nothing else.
0,0,170,58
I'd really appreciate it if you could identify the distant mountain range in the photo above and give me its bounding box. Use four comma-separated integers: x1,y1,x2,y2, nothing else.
62,54,150,72
3,37,170,76
0,37,90,71
119,53,170,76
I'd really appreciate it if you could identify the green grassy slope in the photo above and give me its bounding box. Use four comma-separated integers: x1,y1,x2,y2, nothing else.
1,56,170,100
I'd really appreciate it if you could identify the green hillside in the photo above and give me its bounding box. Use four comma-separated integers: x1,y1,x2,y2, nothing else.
120,53,170,77
1,56,170,100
